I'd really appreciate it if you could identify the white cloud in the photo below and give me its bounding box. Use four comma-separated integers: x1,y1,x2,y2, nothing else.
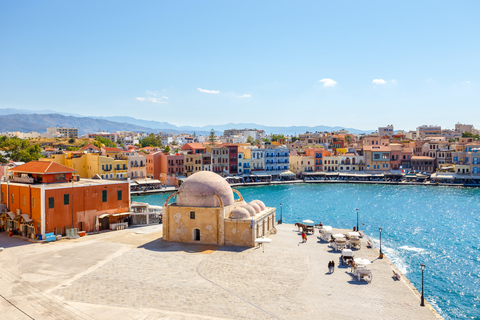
461,81,471,84
319,78,337,87
198,88,220,94
372,79,386,85
136,91,168,104
237,94,252,98
391,79,397,84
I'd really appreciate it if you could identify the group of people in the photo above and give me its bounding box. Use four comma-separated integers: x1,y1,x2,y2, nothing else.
328,260,336,273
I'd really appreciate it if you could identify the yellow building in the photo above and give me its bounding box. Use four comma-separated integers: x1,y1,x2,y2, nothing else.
41,152,128,180
184,153,203,177
289,155,314,174
163,171,276,247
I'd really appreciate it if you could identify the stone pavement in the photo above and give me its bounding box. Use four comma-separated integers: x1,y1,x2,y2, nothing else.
0,224,441,320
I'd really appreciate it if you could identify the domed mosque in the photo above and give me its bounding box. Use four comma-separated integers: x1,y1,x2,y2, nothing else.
163,171,276,246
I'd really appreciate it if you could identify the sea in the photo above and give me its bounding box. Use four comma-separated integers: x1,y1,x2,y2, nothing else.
133,183,480,320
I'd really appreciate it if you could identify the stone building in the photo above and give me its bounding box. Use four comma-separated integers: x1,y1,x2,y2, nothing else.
163,171,276,247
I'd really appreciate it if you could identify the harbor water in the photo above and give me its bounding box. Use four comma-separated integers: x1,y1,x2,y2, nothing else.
134,183,480,320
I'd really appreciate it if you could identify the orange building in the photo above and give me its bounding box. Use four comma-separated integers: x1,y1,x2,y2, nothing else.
0,161,130,239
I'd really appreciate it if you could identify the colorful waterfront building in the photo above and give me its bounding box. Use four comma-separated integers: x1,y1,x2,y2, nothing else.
304,148,331,172
40,152,128,180
363,145,391,172
0,161,130,239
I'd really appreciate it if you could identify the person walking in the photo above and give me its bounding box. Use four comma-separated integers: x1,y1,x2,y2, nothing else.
331,260,335,273
301,231,307,243
328,260,332,273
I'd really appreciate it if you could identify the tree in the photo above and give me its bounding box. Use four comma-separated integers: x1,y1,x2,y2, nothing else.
291,136,300,142
68,137,76,144
209,129,217,145
271,134,285,142
0,137,42,162
140,133,161,148
262,138,270,143
345,135,352,144
462,132,480,140
95,136,117,148
164,146,171,153
246,136,255,145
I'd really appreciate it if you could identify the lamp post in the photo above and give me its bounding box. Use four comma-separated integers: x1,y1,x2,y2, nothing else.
379,227,383,258
420,263,426,307
356,208,359,231
279,203,283,224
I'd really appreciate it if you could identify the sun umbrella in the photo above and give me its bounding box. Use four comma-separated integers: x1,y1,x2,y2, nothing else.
302,219,314,224
322,226,333,232
354,258,371,265
333,233,346,238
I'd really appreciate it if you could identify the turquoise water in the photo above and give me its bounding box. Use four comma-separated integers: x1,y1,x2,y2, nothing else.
134,183,480,320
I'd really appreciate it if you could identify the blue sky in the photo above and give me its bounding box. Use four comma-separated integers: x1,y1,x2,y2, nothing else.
1,1,479,131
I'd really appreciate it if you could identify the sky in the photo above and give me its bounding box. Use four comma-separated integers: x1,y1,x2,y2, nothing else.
0,1,479,131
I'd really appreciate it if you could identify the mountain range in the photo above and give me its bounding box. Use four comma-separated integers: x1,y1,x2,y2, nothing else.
0,108,373,136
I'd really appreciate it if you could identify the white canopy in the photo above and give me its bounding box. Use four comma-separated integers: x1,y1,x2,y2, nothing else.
255,238,272,243
322,226,332,232
342,249,353,257
354,258,371,266
302,219,314,224
333,234,346,239
348,232,361,238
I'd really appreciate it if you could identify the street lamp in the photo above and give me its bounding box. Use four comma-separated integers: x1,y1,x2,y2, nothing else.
356,208,359,231
420,263,426,307
379,227,383,258
278,203,283,224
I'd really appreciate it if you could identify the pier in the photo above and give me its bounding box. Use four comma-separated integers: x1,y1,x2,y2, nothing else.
0,223,440,319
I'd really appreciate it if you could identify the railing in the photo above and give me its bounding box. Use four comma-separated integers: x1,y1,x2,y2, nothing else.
11,176,34,183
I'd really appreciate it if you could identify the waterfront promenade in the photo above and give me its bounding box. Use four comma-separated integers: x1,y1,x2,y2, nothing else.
0,224,440,320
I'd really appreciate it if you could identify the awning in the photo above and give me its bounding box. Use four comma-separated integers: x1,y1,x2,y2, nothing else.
303,172,325,176
98,213,110,218
431,173,455,180
112,212,131,217
3,212,16,220
135,179,162,185
280,171,295,176
20,214,33,223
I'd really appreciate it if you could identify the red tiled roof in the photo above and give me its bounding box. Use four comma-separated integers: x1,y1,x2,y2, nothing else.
102,147,122,152
181,143,206,150
10,161,77,174
80,144,100,150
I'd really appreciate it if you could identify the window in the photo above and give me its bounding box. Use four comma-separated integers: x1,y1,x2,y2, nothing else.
32,197,35,207
374,154,380,160
11,193,14,204
117,190,122,201
102,190,107,202
48,197,54,208
63,194,70,205
190,211,195,219
22,195,26,206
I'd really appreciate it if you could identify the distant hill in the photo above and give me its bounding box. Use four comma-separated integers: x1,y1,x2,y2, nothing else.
0,108,373,136
0,113,158,135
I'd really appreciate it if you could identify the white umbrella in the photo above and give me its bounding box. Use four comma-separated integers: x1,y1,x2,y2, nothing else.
354,258,371,265
302,219,314,224
348,232,360,237
322,226,332,232
333,233,346,238
255,238,272,243
255,238,272,253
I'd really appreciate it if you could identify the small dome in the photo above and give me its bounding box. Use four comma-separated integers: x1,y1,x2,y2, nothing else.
177,171,234,207
230,207,250,219
248,201,261,214
251,200,266,211
241,204,256,217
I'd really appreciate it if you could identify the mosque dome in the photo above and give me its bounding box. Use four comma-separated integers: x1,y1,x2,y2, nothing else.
241,204,256,217
250,200,266,211
248,201,261,214
230,207,250,219
176,171,234,207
